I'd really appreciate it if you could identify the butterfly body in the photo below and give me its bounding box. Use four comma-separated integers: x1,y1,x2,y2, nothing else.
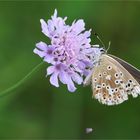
84,52,140,105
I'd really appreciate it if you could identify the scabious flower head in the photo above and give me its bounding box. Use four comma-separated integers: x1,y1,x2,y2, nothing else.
34,9,101,92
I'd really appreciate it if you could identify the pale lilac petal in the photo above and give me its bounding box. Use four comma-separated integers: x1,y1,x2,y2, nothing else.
82,48,95,54
36,41,47,51
59,71,70,84
52,9,67,22
46,66,54,75
51,9,57,19
77,61,86,70
72,65,83,73
83,69,90,76
44,55,54,63
82,60,92,67
67,77,76,92
83,30,91,38
47,20,55,35
40,19,50,37
71,19,85,35
56,19,65,34
50,72,59,87
78,31,91,46
33,48,46,58
72,73,83,85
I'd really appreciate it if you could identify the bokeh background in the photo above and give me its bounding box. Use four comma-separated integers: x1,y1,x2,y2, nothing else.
0,1,140,139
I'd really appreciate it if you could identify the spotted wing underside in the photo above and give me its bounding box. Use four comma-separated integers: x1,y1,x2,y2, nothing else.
109,54,140,84
92,54,140,105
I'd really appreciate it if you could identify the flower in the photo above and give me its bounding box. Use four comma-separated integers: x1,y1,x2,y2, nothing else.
34,9,101,92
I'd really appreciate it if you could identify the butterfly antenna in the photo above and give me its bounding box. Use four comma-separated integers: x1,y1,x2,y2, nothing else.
106,41,111,52
94,32,106,50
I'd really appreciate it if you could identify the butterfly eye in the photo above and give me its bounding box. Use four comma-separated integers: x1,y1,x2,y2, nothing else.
100,48,105,53
107,65,112,70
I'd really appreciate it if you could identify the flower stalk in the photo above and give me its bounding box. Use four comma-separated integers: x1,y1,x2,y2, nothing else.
0,61,44,97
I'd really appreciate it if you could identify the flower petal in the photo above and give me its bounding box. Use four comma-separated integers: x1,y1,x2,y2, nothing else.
40,19,50,37
36,42,47,51
71,19,85,35
67,78,76,92
72,72,83,85
46,66,54,75
50,72,59,87
77,61,86,70
44,55,54,63
33,48,46,58
51,9,57,19
59,71,69,84
47,19,55,35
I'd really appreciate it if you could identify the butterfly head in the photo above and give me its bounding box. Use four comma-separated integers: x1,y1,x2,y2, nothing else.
99,48,106,54
94,32,111,53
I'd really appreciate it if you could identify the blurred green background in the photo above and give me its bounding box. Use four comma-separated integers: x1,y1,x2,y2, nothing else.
0,1,140,139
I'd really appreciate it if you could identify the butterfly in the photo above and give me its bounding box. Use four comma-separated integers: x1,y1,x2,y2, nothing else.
84,38,140,106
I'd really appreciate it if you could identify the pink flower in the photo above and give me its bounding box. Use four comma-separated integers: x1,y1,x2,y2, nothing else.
34,9,101,92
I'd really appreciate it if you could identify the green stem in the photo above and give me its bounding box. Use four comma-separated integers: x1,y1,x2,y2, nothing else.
0,61,45,98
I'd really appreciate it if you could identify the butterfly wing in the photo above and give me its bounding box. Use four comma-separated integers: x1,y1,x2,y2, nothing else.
109,54,140,84
92,54,140,105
